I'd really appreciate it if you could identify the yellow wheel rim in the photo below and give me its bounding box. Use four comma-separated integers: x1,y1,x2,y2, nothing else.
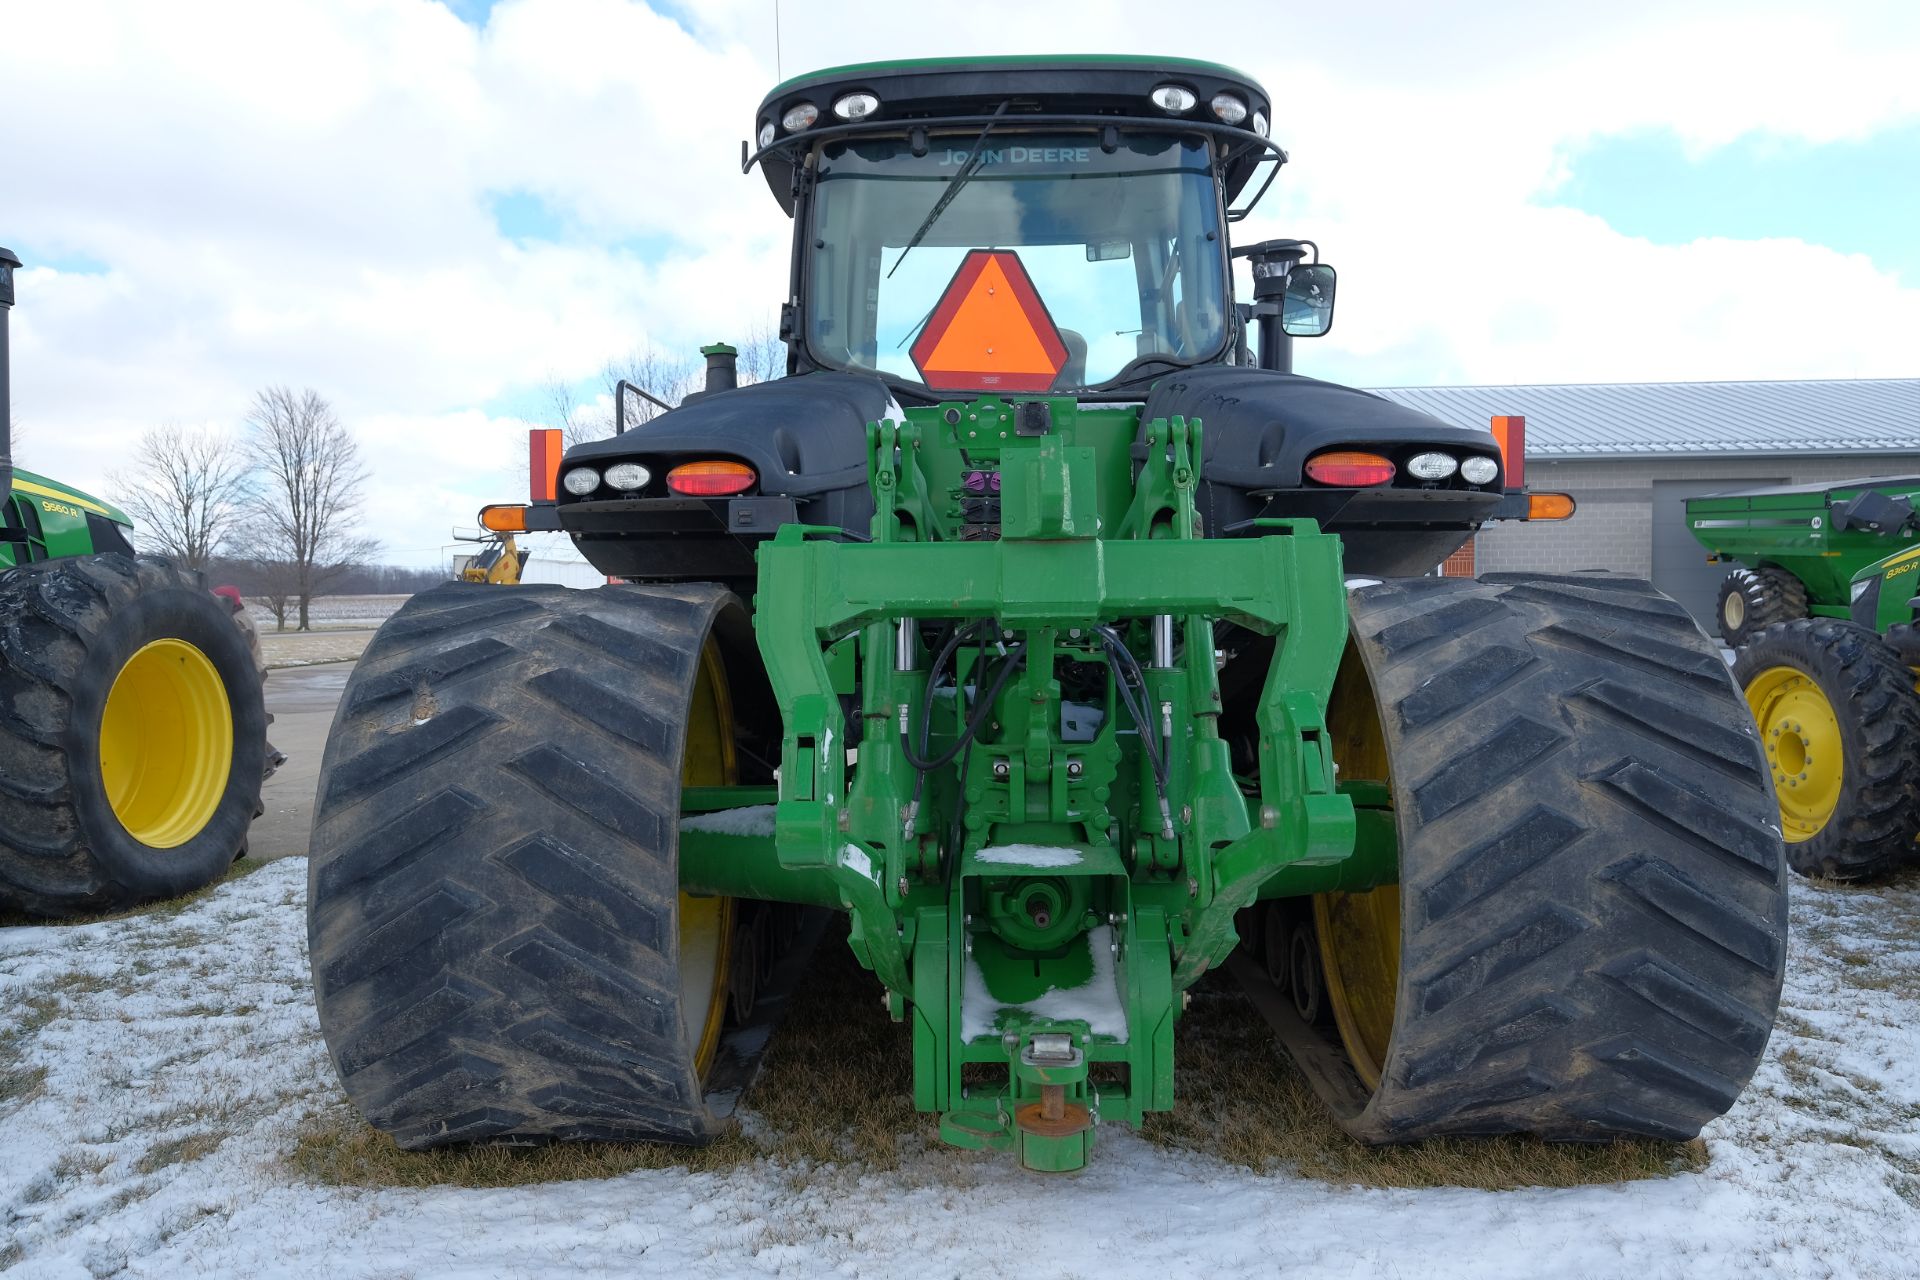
680,641,736,1077
99,638,233,849
1316,645,1400,1091
1744,664,1845,843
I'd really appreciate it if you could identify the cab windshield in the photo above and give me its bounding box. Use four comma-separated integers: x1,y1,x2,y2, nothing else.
805,131,1228,393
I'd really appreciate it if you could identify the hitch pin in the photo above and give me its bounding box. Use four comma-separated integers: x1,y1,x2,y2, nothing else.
1151,615,1174,669
895,619,916,672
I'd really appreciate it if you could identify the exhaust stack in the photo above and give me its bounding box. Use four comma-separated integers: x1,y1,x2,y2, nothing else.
0,245,18,505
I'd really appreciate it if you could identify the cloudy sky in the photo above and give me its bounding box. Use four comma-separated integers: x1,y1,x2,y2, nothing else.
3,0,1916,566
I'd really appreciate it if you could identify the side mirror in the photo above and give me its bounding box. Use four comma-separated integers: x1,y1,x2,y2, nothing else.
1280,263,1336,337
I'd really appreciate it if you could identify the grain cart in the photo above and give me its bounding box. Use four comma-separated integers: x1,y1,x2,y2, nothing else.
0,247,269,916
1731,545,1920,880
307,59,1788,1171
1686,476,1920,646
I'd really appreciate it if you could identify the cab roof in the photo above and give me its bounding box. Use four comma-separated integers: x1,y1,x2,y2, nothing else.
749,55,1278,215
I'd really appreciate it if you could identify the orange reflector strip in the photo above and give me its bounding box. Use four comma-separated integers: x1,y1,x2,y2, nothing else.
667,460,756,497
1528,492,1576,521
480,503,529,532
1305,451,1396,487
1491,415,1526,490
910,250,1068,392
528,429,562,503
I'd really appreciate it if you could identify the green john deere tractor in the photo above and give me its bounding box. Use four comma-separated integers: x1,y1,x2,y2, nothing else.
1687,476,1920,647
306,59,1789,1172
0,246,268,917
1731,544,1920,881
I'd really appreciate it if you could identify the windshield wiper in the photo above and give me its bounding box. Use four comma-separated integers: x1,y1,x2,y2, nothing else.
886,100,1011,280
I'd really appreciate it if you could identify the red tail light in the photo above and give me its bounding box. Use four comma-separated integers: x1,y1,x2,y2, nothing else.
1305,451,1396,487
667,460,756,497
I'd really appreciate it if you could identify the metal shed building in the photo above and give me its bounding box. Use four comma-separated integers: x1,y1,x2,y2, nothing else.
1367,378,1920,628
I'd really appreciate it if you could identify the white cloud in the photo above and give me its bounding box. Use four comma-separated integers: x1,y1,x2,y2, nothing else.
2,0,1916,563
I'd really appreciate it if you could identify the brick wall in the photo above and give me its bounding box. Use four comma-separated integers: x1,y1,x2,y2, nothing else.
1474,454,1920,576
1439,538,1476,577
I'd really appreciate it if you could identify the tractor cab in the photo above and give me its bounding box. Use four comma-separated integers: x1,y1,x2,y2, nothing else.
751,57,1326,395
544,58,1534,586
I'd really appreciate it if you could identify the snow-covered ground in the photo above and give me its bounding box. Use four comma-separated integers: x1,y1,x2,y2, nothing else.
3,860,1917,1279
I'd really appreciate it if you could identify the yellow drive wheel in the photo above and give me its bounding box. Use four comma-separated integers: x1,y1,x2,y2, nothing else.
680,641,737,1077
0,553,265,919
99,638,235,848
1316,644,1400,1092
1743,665,1844,843
1733,619,1920,881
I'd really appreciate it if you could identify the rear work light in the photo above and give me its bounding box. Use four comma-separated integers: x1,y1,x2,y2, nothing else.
1305,451,1396,487
667,460,756,497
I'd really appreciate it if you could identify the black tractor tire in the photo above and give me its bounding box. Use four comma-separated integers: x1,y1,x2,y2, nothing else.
307,581,779,1149
1732,619,1920,881
0,554,267,917
1888,622,1920,676
1273,574,1788,1143
1716,566,1808,648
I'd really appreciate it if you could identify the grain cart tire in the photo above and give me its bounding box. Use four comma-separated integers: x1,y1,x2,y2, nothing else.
0,554,266,918
1732,619,1920,881
1716,567,1808,647
1290,574,1787,1143
307,582,776,1149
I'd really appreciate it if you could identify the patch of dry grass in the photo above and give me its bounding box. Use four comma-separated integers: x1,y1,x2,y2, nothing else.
292,932,928,1190
1141,988,1706,1189
0,994,61,1109
293,927,1702,1193
132,1132,227,1176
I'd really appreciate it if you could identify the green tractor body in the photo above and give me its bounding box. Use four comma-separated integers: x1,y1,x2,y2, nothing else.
307,59,1789,1172
0,247,268,918
1848,543,1920,636
1685,476,1920,645
2,466,136,567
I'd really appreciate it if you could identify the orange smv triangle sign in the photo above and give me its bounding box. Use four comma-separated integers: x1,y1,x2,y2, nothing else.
910,250,1068,393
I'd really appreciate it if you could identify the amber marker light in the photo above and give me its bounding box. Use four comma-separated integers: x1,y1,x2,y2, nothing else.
667,460,756,497
1304,451,1396,487
479,504,529,533
1527,493,1577,521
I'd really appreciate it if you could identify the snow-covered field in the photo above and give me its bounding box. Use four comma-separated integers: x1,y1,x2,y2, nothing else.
3,861,1917,1279
241,595,410,636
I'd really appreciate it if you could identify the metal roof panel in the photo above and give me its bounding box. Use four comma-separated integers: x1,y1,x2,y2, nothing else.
1364,378,1920,457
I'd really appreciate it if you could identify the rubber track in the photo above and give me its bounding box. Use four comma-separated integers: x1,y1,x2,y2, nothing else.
1731,619,1920,881
0,554,265,915
1256,575,1789,1143
308,582,756,1148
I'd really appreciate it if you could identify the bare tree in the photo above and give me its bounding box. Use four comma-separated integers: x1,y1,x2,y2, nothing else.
602,344,696,436
538,375,599,453
238,387,378,631
110,424,249,570
735,323,788,386
252,560,298,632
